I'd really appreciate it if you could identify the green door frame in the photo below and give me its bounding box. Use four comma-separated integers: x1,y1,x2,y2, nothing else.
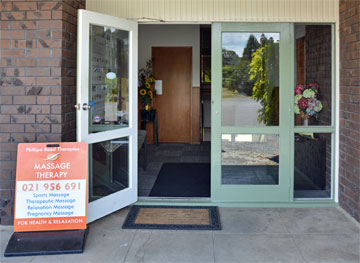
211,22,294,202
137,22,337,207
289,23,337,202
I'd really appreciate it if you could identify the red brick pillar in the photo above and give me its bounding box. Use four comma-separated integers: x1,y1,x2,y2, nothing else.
0,0,85,225
339,0,360,222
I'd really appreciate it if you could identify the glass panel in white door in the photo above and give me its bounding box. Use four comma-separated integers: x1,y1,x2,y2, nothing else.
77,10,138,223
89,25,129,132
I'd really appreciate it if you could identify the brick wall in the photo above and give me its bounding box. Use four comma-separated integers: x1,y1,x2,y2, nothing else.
305,25,333,194
0,0,85,225
306,25,332,126
339,0,360,222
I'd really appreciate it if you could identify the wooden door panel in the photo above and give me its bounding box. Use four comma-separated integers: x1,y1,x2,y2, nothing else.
152,47,192,143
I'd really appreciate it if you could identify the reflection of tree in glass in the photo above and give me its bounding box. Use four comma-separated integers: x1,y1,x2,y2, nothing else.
222,49,239,92
222,34,279,125
250,34,279,126
223,49,240,65
222,34,260,96
242,35,260,60
240,35,260,95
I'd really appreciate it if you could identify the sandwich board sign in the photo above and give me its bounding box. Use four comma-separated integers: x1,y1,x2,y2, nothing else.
5,142,88,257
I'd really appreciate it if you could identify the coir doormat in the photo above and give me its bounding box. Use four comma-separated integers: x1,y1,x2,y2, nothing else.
122,205,221,230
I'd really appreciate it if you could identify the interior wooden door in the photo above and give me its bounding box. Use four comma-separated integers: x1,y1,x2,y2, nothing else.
152,47,192,143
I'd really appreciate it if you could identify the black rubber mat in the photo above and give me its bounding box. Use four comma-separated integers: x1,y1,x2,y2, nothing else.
149,163,210,197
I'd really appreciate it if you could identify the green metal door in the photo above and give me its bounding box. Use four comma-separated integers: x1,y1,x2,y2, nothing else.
211,23,294,202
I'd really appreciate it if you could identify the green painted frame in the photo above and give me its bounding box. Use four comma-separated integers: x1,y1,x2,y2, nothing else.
136,198,337,207
290,23,337,202
211,22,293,202
136,22,337,207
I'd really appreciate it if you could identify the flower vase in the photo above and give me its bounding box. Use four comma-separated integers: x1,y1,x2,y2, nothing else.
144,104,151,111
302,118,308,126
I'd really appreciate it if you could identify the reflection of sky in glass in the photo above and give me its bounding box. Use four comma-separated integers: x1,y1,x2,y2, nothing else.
222,33,280,57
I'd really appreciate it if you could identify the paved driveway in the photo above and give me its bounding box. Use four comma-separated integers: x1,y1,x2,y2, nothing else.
222,95,264,127
1,207,359,263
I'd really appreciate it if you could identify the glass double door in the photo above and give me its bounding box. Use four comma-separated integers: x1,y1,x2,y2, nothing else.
211,23,293,202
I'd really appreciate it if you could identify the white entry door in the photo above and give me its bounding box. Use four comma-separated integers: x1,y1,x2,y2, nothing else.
76,10,138,223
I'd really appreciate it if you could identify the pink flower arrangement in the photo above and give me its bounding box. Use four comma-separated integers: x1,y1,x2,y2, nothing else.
294,82,323,119
307,82,319,90
295,84,303,95
298,97,308,109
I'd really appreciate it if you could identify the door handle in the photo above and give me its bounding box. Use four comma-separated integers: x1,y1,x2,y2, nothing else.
82,103,92,110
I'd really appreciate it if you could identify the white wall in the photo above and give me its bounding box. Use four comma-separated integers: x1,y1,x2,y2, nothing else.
138,24,200,87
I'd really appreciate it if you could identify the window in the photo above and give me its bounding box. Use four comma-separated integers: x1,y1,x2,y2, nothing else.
294,24,334,199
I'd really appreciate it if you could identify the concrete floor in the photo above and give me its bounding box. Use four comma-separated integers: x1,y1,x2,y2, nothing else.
1,207,359,263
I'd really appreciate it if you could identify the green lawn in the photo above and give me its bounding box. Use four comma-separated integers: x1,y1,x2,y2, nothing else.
222,88,238,99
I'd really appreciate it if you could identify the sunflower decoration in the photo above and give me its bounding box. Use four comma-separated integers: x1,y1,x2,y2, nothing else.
139,59,156,110
139,89,146,96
